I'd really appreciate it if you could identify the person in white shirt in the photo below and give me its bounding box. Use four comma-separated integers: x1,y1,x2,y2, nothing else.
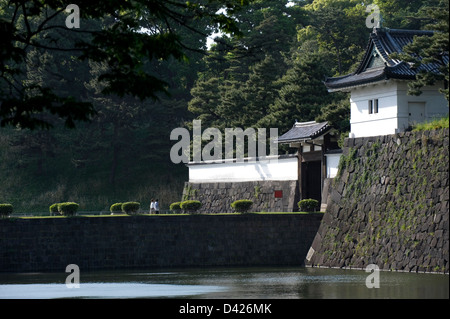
150,199,155,214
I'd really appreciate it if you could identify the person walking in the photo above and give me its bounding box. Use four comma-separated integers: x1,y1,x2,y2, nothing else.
150,199,155,214
154,199,160,214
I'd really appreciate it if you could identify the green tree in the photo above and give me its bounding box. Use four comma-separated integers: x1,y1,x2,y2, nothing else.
188,77,223,128
373,0,438,29
298,0,368,75
315,98,350,136
390,0,449,100
0,0,249,129
188,1,300,130
240,55,285,128
258,52,336,134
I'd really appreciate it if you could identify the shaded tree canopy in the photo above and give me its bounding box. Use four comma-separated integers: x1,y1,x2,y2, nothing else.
0,0,249,129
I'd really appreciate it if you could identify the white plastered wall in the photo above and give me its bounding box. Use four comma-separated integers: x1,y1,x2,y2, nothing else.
396,80,448,132
324,153,342,178
188,156,298,183
350,80,448,138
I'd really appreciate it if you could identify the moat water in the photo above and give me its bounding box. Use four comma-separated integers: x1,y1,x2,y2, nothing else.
0,267,447,299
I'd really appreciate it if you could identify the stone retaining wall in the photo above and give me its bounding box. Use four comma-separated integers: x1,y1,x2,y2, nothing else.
182,180,300,213
306,128,449,273
0,213,322,272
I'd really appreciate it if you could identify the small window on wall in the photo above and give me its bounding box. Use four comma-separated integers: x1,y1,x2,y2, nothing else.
368,99,379,114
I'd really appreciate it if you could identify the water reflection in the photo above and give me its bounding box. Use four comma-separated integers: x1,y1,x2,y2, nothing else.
0,283,226,299
0,267,447,299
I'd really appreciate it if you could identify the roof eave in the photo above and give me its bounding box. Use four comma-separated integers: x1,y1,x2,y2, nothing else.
325,76,390,92
276,138,310,145
277,126,332,145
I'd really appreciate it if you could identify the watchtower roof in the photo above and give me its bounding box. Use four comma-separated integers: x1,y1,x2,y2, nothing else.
324,28,448,92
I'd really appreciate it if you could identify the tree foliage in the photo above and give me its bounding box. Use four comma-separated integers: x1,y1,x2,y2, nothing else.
0,0,249,129
389,0,449,100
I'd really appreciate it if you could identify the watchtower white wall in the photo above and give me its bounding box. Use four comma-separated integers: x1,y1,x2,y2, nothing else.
350,80,448,138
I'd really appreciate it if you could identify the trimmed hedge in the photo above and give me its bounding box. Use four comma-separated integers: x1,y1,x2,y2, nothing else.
110,203,123,214
121,202,140,215
298,199,319,212
0,204,13,217
231,199,253,213
169,202,182,211
180,200,201,213
58,202,79,216
49,203,60,214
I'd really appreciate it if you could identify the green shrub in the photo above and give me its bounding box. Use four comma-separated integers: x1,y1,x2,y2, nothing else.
0,204,13,217
180,200,201,213
58,202,79,216
169,202,182,211
298,199,319,212
110,203,123,214
49,203,60,215
231,199,253,213
121,202,140,215
413,115,449,131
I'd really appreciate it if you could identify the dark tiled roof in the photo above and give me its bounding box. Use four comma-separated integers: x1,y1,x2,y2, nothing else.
277,121,330,144
324,28,448,91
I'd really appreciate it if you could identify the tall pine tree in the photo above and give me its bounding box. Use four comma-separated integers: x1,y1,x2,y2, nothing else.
258,51,336,134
